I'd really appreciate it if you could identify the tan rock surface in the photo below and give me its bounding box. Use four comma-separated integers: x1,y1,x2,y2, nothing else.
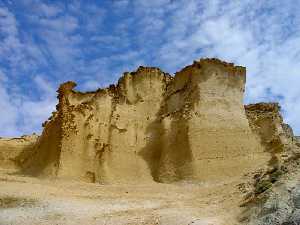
0,58,298,225
0,134,38,170
2,58,268,184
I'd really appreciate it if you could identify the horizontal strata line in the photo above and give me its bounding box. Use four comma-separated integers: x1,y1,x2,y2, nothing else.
194,152,269,160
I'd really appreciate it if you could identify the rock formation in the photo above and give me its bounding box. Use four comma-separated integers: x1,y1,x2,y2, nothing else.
240,103,300,225
0,58,272,184
0,134,38,170
1,58,300,225
0,58,294,184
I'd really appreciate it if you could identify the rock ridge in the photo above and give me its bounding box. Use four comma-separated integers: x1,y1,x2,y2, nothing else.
0,58,294,187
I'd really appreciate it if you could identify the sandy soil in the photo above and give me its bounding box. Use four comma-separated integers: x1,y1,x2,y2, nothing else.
0,169,247,225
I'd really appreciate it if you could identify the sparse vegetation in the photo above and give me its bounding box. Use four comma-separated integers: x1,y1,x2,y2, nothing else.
254,180,272,195
269,169,283,183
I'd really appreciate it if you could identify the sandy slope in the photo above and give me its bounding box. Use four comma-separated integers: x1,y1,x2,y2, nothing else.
0,169,247,225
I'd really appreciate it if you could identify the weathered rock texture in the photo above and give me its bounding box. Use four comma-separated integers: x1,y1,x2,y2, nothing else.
246,103,298,167
0,135,38,170
0,58,293,187
239,103,300,225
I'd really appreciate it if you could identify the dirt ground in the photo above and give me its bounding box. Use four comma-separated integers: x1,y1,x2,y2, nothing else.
0,169,249,225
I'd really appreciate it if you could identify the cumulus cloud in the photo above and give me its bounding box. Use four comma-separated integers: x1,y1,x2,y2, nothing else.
0,74,56,137
129,0,300,133
0,0,300,136
0,82,18,137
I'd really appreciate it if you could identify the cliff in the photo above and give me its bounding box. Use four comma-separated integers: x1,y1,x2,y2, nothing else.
0,58,266,184
1,58,300,225
0,58,297,186
0,135,38,170
238,103,300,225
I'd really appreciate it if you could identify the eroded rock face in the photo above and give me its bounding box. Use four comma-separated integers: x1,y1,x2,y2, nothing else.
246,103,293,165
0,58,294,186
157,60,266,183
238,103,300,225
0,135,38,170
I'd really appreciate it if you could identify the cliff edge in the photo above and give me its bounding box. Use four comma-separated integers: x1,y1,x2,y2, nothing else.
1,58,300,225
0,58,295,186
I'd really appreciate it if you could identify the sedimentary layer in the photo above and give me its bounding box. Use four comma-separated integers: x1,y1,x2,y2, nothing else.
0,58,292,185
0,135,38,170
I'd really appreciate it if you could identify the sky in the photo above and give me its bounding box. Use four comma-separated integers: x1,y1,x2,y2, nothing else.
0,0,300,137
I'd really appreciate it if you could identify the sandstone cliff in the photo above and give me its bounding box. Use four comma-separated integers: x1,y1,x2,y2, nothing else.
0,58,289,185
0,58,272,184
1,58,300,225
231,103,300,225
0,134,38,170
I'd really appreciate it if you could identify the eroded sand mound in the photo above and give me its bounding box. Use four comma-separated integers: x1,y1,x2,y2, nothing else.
1,58,299,225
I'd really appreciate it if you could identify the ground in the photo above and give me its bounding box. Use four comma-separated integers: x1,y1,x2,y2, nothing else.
0,169,249,225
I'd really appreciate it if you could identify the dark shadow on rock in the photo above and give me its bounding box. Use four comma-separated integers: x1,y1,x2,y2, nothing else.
138,118,165,182
13,116,62,177
158,116,194,182
139,67,197,183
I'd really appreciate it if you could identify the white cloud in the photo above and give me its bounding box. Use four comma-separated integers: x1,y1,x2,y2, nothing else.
1,0,300,137
37,2,62,17
20,98,56,135
112,0,129,9
131,0,300,134
0,7,23,70
33,76,56,97
81,80,102,91
0,76,18,137
0,69,7,82
0,75,56,137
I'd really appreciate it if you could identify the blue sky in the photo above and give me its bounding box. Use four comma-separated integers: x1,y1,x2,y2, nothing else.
0,0,300,137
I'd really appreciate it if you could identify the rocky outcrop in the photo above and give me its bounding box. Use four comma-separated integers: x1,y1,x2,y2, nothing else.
246,103,299,167
238,103,300,225
0,135,38,170
21,58,266,184
0,58,295,187
2,58,300,225
157,59,266,183
239,161,300,225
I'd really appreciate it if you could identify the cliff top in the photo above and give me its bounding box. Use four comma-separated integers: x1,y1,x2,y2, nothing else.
57,58,246,95
245,102,281,113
